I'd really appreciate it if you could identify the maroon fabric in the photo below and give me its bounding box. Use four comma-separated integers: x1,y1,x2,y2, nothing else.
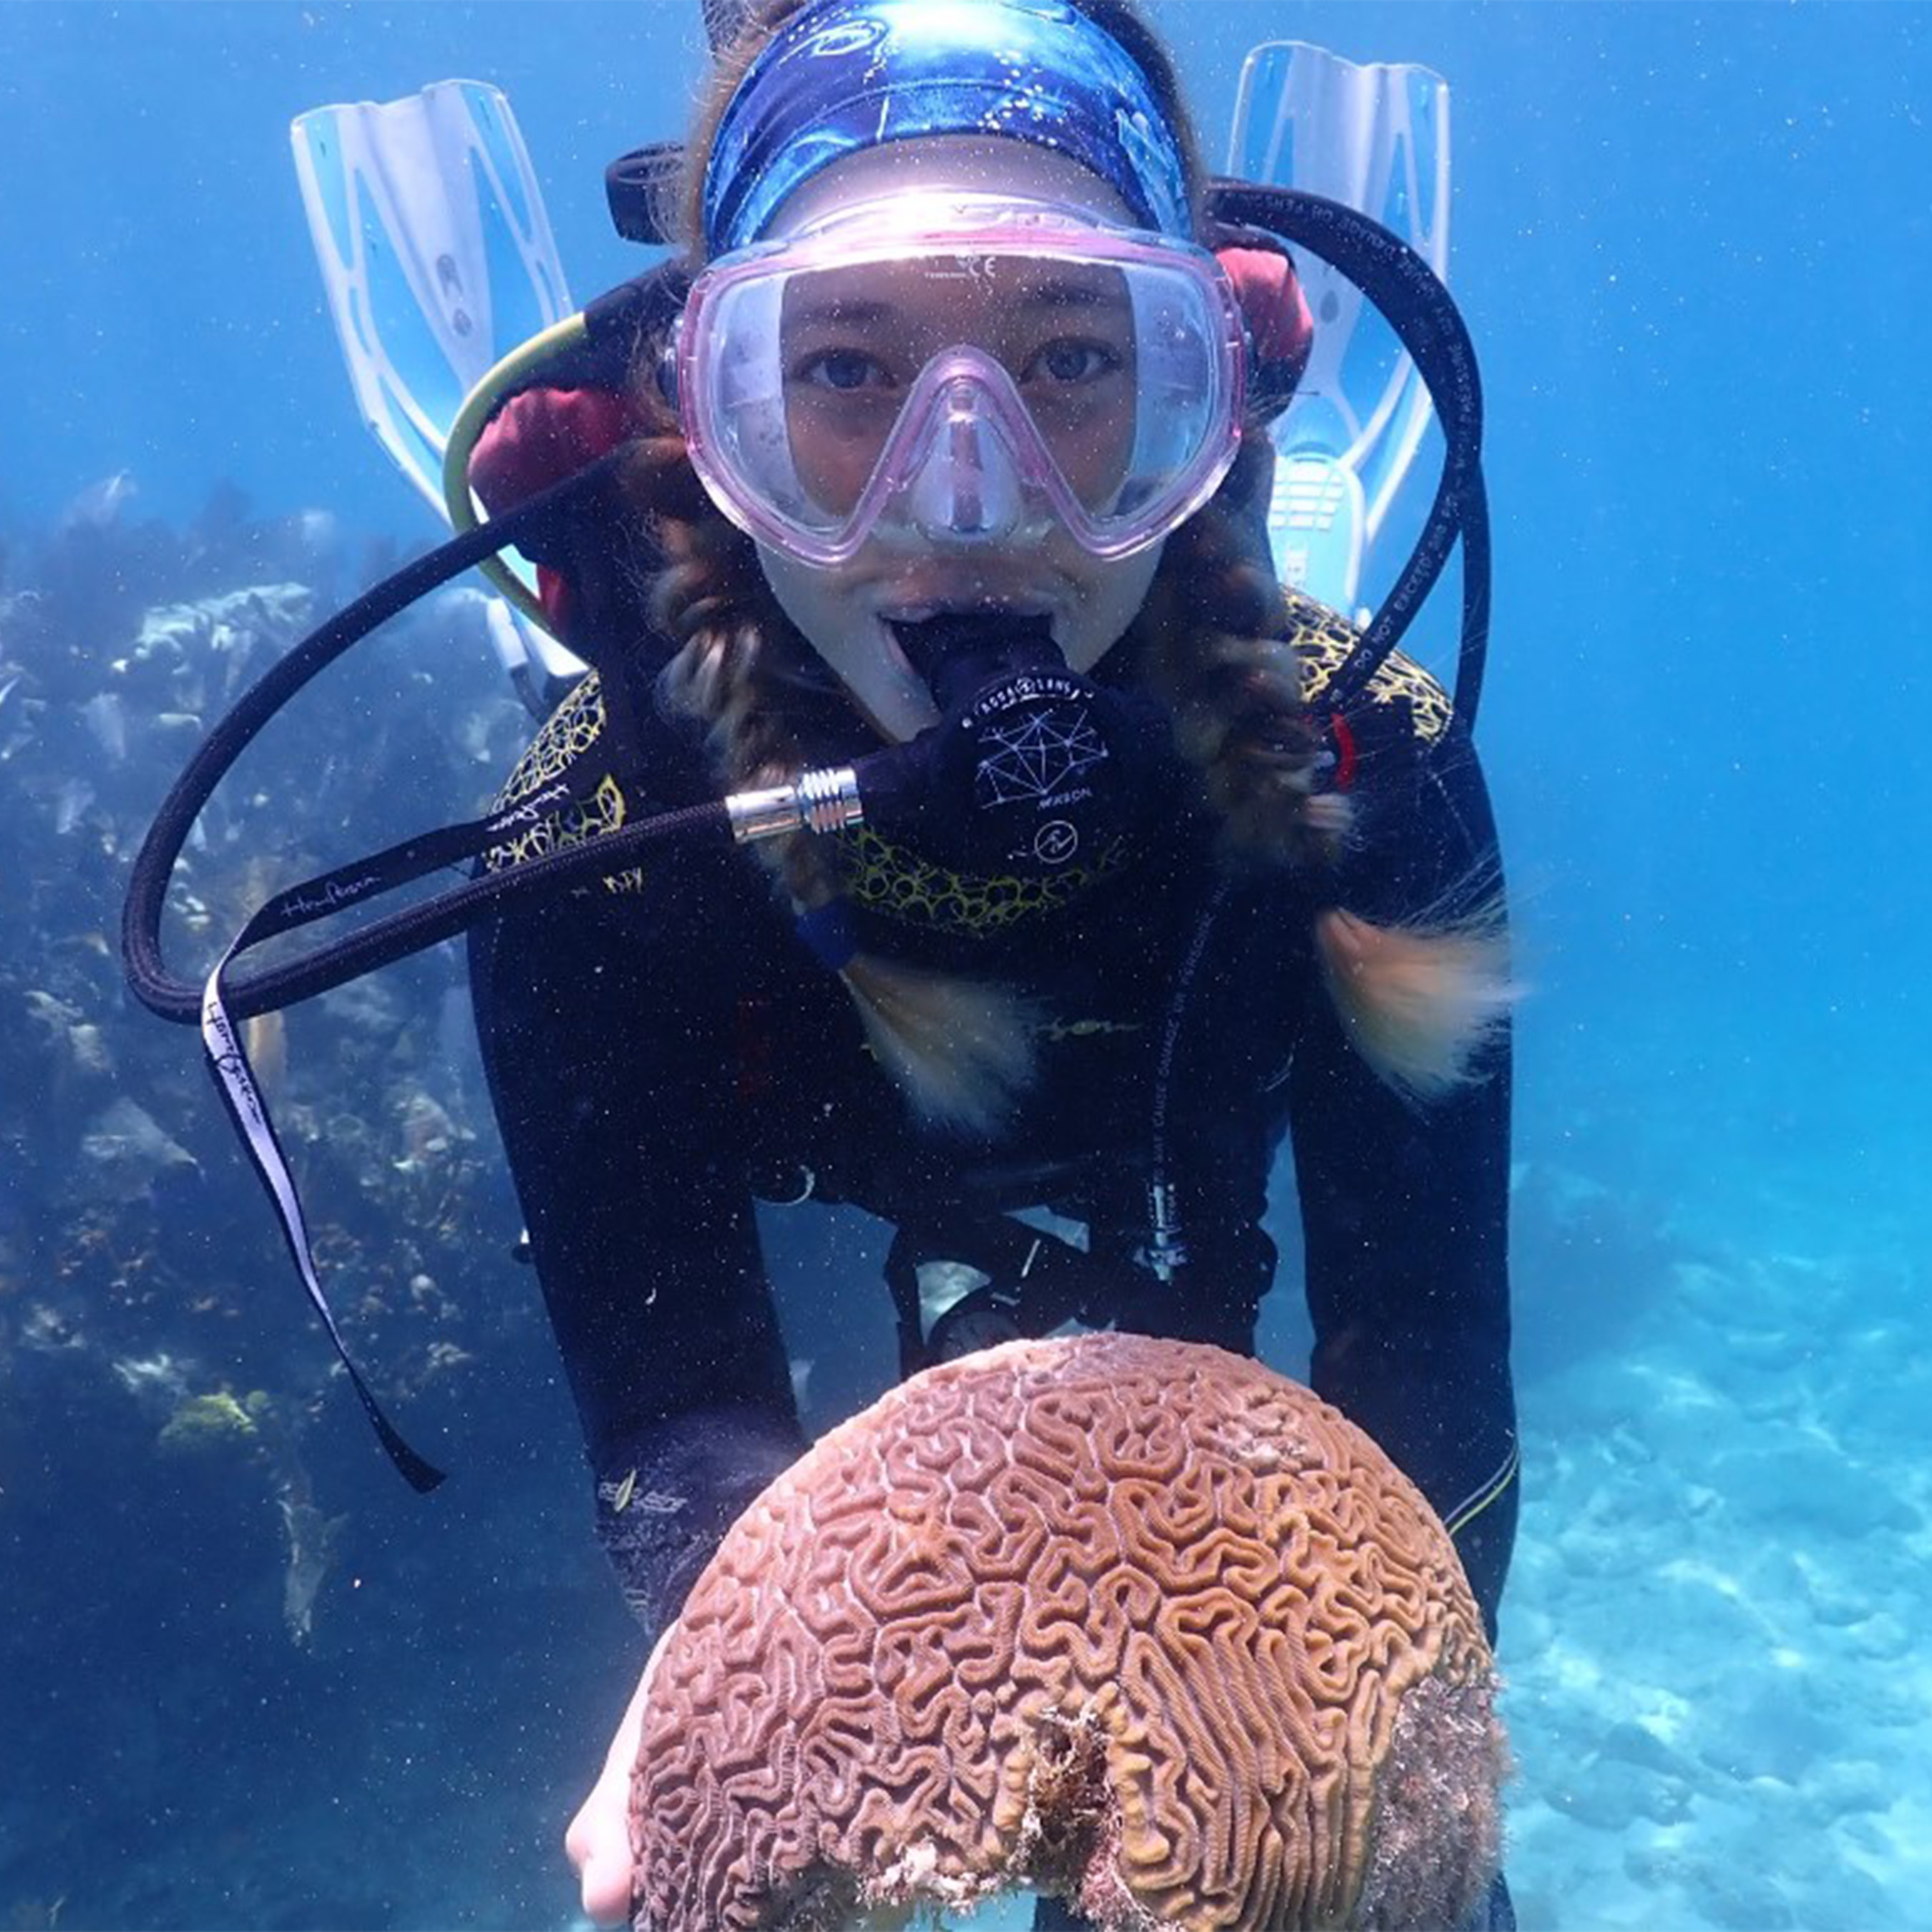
469,385,641,506
469,387,644,629
1218,243,1314,410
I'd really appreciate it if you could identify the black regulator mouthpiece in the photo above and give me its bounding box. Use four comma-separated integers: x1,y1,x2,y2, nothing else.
852,613,1184,879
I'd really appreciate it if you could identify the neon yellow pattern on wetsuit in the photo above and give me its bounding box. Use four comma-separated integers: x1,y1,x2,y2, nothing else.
484,676,628,874
834,822,1132,936
1287,590,1454,746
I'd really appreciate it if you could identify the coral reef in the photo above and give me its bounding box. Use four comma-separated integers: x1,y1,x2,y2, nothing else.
0,491,537,1646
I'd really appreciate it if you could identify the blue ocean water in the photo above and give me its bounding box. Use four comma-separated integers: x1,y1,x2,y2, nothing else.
0,4,1927,1928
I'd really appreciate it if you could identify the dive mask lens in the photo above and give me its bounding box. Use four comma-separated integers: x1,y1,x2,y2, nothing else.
678,199,1247,565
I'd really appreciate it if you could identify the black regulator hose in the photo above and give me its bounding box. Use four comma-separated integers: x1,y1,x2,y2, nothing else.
1206,182,1492,731
121,448,644,1025
125,191,1492,1025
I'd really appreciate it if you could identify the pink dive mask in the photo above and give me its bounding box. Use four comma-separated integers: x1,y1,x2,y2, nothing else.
673,195,1248,566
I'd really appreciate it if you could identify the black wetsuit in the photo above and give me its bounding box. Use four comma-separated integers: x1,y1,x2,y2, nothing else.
468,597,1518,1650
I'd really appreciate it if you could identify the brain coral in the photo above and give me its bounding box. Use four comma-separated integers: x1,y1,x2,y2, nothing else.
630,1335,1506,1931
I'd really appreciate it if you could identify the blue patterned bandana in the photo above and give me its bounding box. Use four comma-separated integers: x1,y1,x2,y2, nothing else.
702,0,1192,256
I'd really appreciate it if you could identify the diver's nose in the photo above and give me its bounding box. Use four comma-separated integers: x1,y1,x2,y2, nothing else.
904,381,1028,544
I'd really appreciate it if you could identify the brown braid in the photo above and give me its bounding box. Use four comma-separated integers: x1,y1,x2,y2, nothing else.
1126,434,1351,872
613,385,847,927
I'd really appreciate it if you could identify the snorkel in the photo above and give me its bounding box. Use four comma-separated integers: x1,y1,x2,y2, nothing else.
122,0,1492,1486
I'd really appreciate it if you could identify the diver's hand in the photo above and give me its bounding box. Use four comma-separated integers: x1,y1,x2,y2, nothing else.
566,1623,675,1925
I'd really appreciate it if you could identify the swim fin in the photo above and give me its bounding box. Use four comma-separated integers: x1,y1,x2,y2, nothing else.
1226,42,1451,622
291,79,586,708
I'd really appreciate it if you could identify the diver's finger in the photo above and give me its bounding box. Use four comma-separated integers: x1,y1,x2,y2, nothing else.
566,1792,631,1925
570,1817,633,1925
565,1623,679,1921
566,1742,639,1923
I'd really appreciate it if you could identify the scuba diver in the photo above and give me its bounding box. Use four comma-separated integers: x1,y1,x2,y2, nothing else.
123,1,1517,1923
480,4,1517,1921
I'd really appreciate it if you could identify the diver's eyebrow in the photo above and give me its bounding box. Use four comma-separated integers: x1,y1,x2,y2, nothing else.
1015,275,1131,312
784,277,1128,330
786,296,898,330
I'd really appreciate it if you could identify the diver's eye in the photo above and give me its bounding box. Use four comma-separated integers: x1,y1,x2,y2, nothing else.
1023,338,1123,387
794,348,895,393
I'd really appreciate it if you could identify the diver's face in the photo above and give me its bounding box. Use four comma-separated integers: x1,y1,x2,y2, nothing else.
753,139,1167,743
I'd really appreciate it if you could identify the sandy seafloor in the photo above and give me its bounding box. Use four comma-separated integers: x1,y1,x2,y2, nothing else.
3,1,1929,1928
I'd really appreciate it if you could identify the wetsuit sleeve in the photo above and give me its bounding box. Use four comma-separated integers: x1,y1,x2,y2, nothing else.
1286,714,1518,1640
469,854,806,1639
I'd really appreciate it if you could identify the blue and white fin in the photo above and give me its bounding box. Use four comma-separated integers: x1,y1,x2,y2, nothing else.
1227,42,1450,621
292,81,585,705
